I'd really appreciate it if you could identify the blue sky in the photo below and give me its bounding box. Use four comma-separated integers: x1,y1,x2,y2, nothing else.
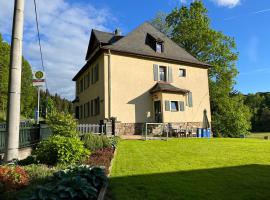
1,0,270,99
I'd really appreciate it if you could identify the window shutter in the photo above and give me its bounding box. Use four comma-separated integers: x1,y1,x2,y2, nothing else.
179,101,184,111
165,100,170,111
168,66,173,83
188,92,193,107
153,64,159,81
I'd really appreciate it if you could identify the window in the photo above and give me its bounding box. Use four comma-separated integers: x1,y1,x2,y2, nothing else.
170,101,179,112
179,69,186,77
84,72,90,89
87,102,90,117
80,79,83,93
91,64,99,84
79,105,83,119
94,97,100,116
90,100,94,116
75,106,79,119
76,81,79,95
159,66,167,81
156,42,162,53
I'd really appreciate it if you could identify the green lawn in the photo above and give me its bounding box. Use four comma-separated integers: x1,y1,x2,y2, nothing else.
109,139,270,200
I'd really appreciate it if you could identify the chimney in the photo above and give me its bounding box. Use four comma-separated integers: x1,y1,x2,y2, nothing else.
114,28,121,36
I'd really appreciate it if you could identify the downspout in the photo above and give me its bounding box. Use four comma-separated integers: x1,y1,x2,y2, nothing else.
104,49,111,119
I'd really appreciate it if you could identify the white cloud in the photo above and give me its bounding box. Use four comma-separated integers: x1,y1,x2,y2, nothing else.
211,0,240,8
0,0,115,100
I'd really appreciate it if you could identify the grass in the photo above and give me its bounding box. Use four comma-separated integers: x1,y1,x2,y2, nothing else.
109,138,270,200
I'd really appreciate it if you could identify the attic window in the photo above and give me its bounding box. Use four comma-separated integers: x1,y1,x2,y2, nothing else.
156,42,162,53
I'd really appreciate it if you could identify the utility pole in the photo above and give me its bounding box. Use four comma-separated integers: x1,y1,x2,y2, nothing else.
5,0,25,162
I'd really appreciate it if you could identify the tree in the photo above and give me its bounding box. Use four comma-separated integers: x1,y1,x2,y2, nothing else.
151,1,251,136
0,33,36,120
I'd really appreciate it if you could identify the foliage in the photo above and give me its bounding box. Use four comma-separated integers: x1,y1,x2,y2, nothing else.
25,165,107,200
47,111,79,137
35,135,89,165
110,139,270,199
18,156,37,166
108,136,120,148
151,1,251,136
0,34,36,119
0,165,29,192
85,147,114,174
0,34,73,121
244,92,270,132
212,93,251,137
82,133,111,151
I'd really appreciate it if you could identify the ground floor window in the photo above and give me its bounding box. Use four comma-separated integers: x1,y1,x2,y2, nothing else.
170,101,179,111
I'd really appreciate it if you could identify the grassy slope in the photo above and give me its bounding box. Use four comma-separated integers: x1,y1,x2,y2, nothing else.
110,139,270,200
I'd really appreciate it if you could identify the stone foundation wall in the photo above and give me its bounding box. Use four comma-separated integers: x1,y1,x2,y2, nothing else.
115,123,144,136
115,122,205,136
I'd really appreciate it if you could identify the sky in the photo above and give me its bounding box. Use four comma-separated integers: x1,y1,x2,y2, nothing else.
0,0,270,100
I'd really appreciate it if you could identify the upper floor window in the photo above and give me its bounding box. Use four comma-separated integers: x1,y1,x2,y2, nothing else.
179,69,186,77
159,66,167,81
80,79,83,93
91,64,99,84
156,43,162,53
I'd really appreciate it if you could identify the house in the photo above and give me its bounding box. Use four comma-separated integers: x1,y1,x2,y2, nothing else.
72,22,211,135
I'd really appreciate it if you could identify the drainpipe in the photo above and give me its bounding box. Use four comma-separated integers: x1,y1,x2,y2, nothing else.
104,49,111,119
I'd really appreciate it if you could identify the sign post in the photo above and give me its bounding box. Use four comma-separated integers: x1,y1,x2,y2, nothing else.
33,71,45,124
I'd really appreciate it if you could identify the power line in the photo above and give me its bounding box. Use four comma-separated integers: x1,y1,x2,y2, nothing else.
33,0,48,90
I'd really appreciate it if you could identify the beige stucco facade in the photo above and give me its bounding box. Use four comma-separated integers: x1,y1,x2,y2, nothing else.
74,51,211,128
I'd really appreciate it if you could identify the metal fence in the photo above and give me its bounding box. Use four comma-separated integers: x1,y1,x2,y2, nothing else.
0,123,52,153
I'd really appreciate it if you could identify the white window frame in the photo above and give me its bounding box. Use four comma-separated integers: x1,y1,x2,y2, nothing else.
170,100,179,112
179,68,186,77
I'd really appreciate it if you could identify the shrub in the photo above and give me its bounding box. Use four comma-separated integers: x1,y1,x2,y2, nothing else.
47,111,78,137
108,136,120,147
35,135,90,165
0,166,29,192
18,155,36,166
27,165,107,200
83,133,110,151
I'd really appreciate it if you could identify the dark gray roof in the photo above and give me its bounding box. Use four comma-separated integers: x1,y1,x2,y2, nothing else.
149,82,189,94
102,22,209,67
73,22,209,81
92,29,115,44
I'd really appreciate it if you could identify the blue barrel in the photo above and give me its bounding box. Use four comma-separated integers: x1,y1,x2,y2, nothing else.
197,128,202,138
202,128,207,138
207,128,211,138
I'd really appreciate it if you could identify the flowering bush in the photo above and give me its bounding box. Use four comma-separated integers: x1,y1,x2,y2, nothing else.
0,166,29,192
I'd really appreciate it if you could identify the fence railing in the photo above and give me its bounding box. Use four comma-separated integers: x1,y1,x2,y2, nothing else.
77,123,112,135
0,123,52,153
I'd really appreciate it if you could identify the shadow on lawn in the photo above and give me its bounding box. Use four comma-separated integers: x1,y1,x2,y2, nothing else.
108,164,270,200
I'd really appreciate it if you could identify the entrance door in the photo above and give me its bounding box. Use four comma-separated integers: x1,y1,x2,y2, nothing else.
154,101,162,123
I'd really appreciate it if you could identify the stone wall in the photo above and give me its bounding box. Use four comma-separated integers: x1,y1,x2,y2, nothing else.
115,123,144,136
115,122,205,136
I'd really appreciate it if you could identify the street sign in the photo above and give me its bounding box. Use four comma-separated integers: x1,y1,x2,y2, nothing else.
33,70,45,87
